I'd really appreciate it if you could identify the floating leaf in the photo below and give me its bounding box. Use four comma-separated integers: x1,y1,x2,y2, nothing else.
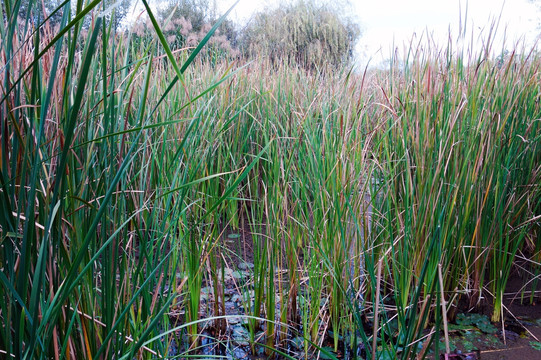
448,323,477,332
291,336,304,350
456,313,497,334
319,347,338,360
376,348,396,360
238,262,254,270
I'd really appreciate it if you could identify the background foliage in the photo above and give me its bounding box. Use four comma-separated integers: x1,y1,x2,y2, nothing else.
240,0,360,68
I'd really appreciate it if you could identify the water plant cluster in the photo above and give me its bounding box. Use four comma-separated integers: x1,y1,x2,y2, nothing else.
1,1,540,359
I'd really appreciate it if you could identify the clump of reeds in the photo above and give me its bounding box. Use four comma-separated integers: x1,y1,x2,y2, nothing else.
1,1,540,359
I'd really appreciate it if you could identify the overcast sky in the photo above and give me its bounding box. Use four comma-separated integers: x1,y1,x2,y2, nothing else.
218,0,541,67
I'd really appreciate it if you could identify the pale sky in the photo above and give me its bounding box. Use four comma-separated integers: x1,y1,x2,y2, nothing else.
218,0,541,67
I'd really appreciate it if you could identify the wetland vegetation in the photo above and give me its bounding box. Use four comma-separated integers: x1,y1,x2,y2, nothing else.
1,0,540,359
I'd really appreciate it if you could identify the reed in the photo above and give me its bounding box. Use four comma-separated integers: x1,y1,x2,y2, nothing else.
1,1,540,359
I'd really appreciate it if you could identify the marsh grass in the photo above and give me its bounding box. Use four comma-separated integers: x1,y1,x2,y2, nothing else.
1,1,540,359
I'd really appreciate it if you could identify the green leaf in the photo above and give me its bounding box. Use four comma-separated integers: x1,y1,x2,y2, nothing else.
319,346,338,360
377,347,396,360
456,313,498,334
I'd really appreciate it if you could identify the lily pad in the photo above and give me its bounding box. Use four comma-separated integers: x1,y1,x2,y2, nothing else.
231,325,250,346
199,287,213,301
456,313,497,334
217,267,234,281
291,336,305,350
232,270,247,279
238,262,254,270
228,317,240,325
319,346,338,360
375,348,395,360
231,294,243,303
448,323,477,332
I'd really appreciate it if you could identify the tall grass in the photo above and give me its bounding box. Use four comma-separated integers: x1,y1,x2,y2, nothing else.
1,2,540,359
0,0,245,357
366,39,540,356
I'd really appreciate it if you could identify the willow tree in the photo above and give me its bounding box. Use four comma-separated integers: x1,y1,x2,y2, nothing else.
241,0,360,69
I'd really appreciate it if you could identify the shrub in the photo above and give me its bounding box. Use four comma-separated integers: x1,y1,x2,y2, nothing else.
152,0,239,59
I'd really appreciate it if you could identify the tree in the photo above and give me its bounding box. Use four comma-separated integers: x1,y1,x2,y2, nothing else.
8,0,64,25
158,0,212,34
528,0,541,29
145,0,239,58
8,0,132,29
240,0,360,69
100,0,133,30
